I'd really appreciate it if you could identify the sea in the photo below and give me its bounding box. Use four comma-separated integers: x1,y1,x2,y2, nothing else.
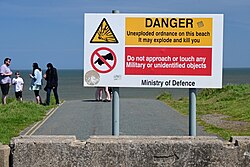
8,68,250,102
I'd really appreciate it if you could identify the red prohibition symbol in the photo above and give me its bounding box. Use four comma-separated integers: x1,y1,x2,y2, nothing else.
90,47,117,73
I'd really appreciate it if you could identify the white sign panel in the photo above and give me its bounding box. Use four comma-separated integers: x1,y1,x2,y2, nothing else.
84,13,224,88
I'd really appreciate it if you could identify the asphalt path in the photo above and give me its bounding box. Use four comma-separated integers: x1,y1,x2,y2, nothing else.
32,98,209,140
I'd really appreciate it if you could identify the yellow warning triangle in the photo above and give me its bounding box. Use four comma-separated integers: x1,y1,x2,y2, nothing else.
90,18,118,43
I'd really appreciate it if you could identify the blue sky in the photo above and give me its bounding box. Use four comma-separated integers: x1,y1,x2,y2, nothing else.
0,0,250,69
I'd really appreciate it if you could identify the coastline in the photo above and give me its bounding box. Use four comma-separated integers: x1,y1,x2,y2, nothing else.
7,68,250,101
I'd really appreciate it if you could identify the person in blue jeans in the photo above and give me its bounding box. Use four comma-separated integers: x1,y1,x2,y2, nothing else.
43,63,59,105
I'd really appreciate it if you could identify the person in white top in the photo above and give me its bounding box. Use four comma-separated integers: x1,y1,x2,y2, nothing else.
12,71,24,101
0,57,12,105
29,63,43,104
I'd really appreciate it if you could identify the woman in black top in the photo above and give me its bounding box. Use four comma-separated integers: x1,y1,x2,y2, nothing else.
43,63,59,105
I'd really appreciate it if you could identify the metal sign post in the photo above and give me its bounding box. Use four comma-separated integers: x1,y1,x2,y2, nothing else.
112,87,119,135
111,10,120,136
189,88,196,136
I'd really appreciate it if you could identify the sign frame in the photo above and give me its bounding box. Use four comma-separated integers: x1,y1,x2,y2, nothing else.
84,13,224,88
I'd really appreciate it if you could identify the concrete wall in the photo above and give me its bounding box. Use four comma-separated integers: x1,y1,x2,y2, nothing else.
10,135,250,167
0,144,10,167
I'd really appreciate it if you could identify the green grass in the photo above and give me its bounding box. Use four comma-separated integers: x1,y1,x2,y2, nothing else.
0,99,54,144
157,84,250,140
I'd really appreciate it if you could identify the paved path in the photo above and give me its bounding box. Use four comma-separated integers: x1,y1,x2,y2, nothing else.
32,98,209,140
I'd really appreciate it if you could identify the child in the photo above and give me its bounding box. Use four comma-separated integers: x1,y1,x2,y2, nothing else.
12,71,24,101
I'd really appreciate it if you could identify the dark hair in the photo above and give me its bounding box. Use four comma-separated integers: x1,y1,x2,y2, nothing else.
15,71,20,75
32,62,41,76
47,63,54,68
4,58,11,63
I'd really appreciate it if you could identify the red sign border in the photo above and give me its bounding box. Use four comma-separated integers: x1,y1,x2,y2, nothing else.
91,47,117,73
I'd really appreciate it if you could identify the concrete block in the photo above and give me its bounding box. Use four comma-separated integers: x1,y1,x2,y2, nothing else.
0,144,10,167
10,135,250,167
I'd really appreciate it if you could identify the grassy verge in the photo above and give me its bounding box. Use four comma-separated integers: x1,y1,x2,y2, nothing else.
157,84,250,140
0,99,54,144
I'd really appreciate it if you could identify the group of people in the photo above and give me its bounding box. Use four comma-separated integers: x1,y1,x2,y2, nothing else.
95,87,112,102
0,57,59,105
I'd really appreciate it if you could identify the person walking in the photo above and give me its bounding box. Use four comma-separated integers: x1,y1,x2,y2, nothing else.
29,62,43,104
103,86,111,102
12,71,24,101
95,87,103,101
95,87,111,102
0,58,12,104
43,63,59,105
